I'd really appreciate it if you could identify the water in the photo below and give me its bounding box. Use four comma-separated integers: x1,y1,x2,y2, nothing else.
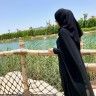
82,32,96,49
0,40,19,51
0,33,96,51
25,36,56,50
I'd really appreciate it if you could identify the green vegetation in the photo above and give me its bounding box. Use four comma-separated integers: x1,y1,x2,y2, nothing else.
0,23,59,41
0,16,96,41
82,27,96,32
78,16,96,28
0,55,62,91
0,54,96,91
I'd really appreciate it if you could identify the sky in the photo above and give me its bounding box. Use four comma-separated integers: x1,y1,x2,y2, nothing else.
0,0,96,34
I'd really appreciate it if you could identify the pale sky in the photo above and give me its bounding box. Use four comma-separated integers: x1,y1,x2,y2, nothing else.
0,0,96,34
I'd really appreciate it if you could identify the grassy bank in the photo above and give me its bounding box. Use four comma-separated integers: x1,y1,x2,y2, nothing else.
82,27,96,32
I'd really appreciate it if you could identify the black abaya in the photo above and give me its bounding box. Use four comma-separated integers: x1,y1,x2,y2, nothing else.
53,28,94,96
54,8,94,96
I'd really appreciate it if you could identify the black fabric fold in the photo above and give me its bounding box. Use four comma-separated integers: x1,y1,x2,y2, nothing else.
54,28,94,96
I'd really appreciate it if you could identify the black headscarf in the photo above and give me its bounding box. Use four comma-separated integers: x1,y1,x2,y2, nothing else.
55,8,83,46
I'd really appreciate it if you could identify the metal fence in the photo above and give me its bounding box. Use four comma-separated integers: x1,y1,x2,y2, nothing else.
0,38,96,96
0,49,96,96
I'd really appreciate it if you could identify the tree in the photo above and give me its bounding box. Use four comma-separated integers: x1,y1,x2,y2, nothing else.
8,29,10,33
78,18,84,28
28,27,34,36
46,20,55,35
83,13,88,28
87,17,96,27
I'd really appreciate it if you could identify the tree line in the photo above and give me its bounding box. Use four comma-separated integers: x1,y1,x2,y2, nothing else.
0,16,96,40
0,23,59,40
78,15,96,28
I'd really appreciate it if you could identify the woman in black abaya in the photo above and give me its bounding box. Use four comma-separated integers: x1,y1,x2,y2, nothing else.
49,8,94,96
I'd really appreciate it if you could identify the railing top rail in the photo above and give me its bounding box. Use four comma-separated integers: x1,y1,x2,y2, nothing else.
0,49,96,56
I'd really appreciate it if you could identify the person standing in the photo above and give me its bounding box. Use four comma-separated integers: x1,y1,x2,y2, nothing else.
49,8,94,96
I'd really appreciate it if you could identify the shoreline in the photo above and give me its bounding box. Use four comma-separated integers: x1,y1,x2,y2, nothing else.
0,30,96,43
0,34,58,43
